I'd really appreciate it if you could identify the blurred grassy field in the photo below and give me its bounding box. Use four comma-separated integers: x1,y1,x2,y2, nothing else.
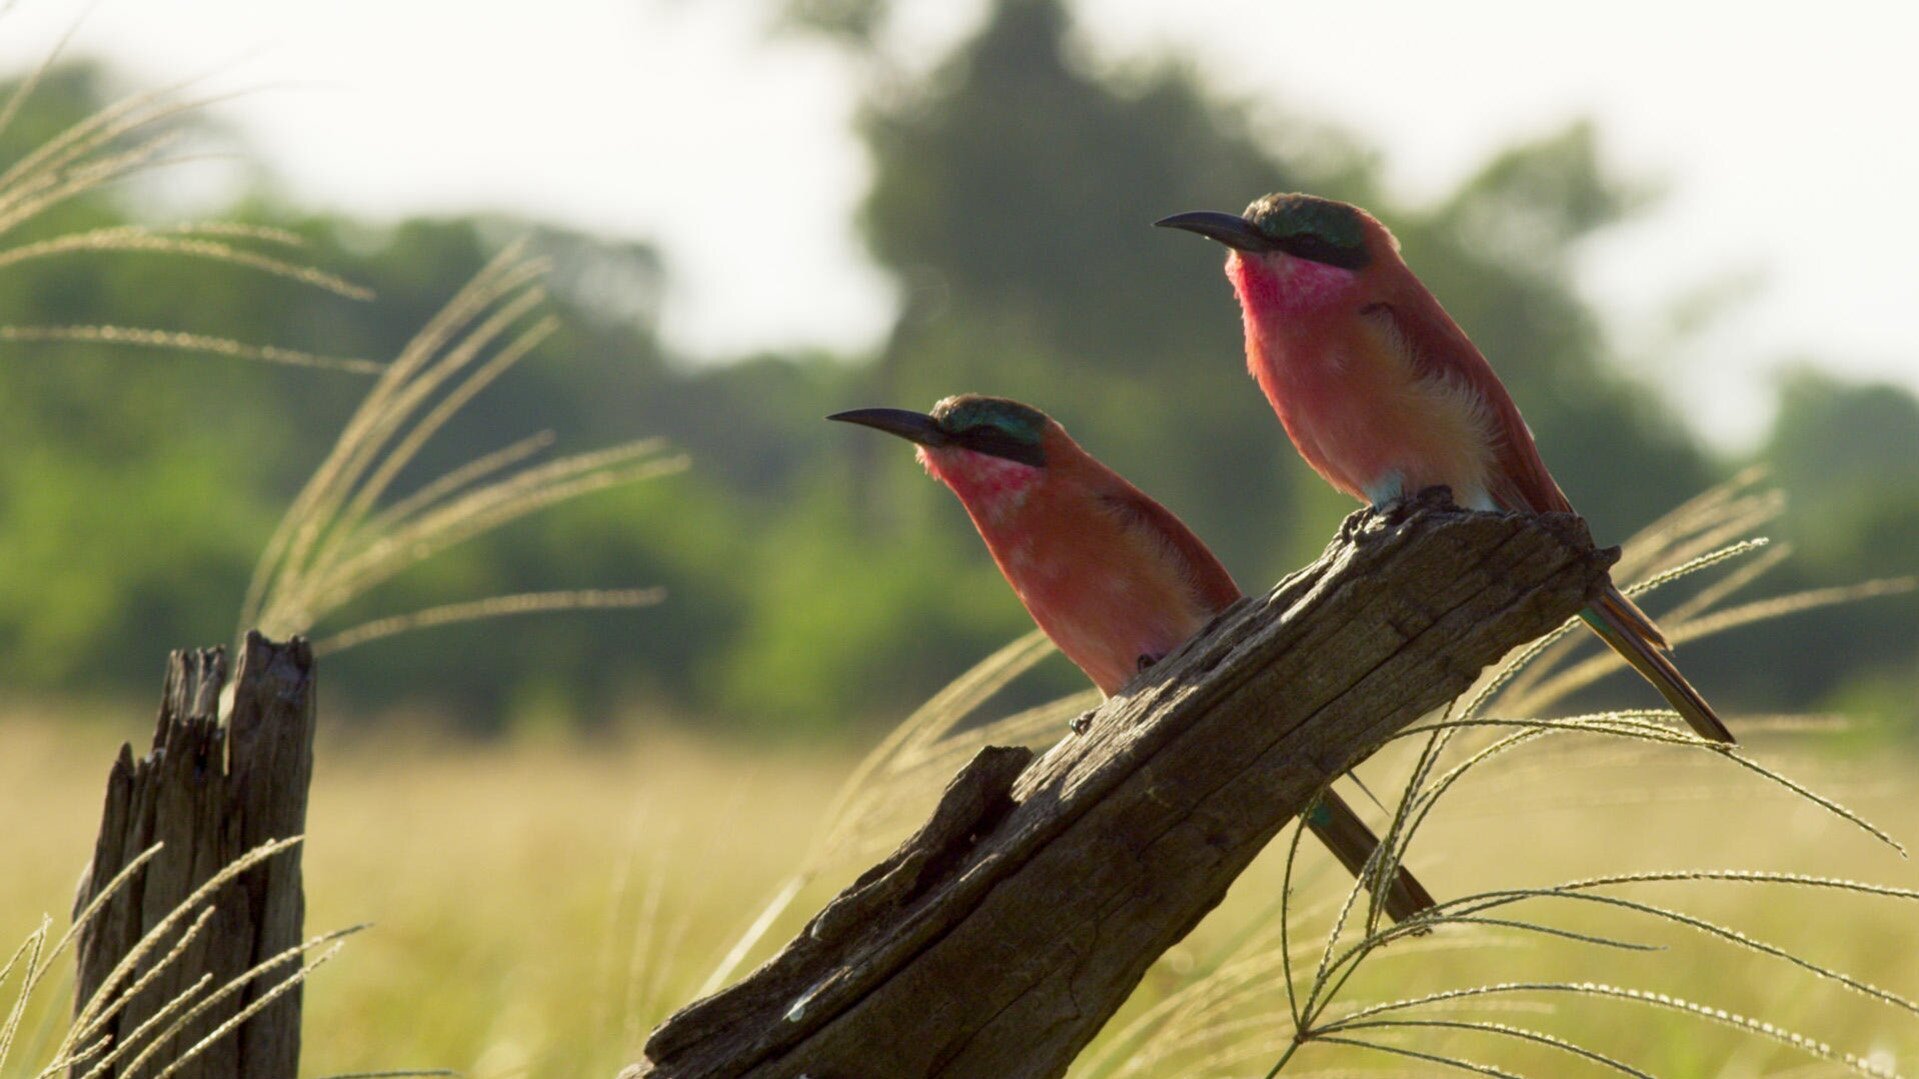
4,706,1917,1078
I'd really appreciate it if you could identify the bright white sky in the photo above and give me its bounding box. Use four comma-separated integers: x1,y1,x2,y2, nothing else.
3,0,1916,448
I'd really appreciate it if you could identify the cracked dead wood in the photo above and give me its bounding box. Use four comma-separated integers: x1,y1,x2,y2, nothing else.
73,632,316,1079
625,490,1617,1079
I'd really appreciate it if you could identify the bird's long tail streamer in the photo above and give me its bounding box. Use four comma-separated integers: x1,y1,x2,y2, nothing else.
1580,580,1735,743
1304,790,1438,924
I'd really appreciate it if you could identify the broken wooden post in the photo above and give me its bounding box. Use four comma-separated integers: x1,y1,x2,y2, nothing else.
625,491,1617,1078
73,631,316,1079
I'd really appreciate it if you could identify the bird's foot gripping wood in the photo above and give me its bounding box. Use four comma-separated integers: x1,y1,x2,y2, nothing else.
1337,484,1460,541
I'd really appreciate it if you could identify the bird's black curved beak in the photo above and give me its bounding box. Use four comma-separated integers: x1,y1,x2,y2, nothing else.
827,407,949,447
1153,210,1277,253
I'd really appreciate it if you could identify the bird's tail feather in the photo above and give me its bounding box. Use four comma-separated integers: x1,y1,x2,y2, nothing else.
1593,582,1669,650
1305,791,1437,924
1580,581,1734,743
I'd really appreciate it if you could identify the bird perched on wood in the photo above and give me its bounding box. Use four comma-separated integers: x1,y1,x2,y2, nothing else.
830,393,1436,922
1156,193,1732,743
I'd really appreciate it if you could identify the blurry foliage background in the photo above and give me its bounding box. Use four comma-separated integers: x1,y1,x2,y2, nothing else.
0,0,1912,738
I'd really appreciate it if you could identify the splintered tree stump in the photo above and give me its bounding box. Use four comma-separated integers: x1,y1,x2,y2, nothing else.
73,631,316,1079
626,491,1618,1079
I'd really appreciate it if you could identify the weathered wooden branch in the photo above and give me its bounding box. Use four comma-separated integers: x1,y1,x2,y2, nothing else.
626,490,1617,1079
73,631,316,1079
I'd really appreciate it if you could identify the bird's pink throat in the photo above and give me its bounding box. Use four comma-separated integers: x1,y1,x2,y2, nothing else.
1227,250,1358,321
920,446,1043,518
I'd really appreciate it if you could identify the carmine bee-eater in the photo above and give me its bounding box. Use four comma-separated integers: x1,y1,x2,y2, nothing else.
830,394,1437,922
1157,194,1733,743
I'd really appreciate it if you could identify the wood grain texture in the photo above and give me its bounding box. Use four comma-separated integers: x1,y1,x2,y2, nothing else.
72,631,315,1079
626,491,1617,1079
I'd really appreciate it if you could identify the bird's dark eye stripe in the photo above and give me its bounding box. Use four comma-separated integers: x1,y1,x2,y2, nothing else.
1286,235,1337,258
1275,231,1369,270
954,426,1045,467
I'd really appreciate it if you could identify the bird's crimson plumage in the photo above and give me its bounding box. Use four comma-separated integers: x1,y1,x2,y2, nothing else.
1227,208,1565,514
918,424,1239,696
1164,193,1731,742
833,394,1437,922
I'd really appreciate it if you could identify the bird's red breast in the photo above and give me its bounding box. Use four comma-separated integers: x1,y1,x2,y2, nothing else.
921,428,1240,696
1228,228,1570,515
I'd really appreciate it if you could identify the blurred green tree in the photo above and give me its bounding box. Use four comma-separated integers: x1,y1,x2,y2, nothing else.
1735,369,1919,711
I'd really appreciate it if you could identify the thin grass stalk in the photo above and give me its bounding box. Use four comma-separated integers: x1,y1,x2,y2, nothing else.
0,920,47,1067
268,439,673,634
1608,470,1773,581
1565,869,1919,899
0,76,206,197
832,690,1097,855
141,221,307,246
1394,714,1900,851
1482,535,1777,719
1323,982,1893,1077
810,629,1054,862
275,402,634,622
1314,1018,1654,1078
0,325,382,374
1490,483,1780,710
68,907,217,1050
240,246,537,628
71,972,213,1079
0,16,76,147
52,846,163,971
1118,924,1500,1075
143,944,344,1079
1306,1034,1540,1078
1278,817,1309,1031
1623,493,1784,584
1620,538,1771,602
0,923,40,997
697,875,806,998
311,298,554,565
267,281,548,598
1422,917,1656,952
329,255,548,464
313,588,666,655
0,843,170,1060
1459,616,1581,724
352,430,557,542
42,1032,117,1079
0,129,186,236
1173,1039,1331,1079
1670,577,1919,644
64,837,300,1052
288,446,685,623
1404,885,1919,1016
1662,541,1793,626
1087,929,1310,1076
1145,1016,1295,1070
112,925,362,1079
0,80,282,234
0,228,370,298
1285,721,1901,1073
288,308,563,597
897,631,1059,764
620,849,673,1042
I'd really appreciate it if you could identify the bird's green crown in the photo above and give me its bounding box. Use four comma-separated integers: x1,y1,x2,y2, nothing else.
931,395,1051,462
1243,193,1371,270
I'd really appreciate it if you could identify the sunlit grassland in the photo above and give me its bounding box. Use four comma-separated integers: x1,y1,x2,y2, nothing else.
5,704,1917,1078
